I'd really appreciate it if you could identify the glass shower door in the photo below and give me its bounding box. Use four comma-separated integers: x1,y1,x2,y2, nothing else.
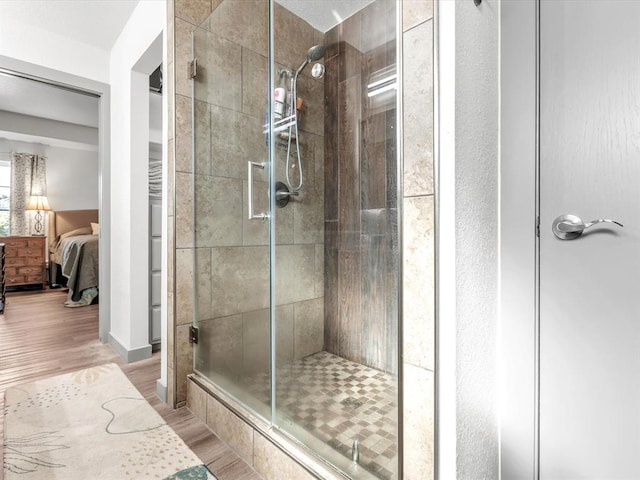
270,1,401,478
192,1,401,478
191,0,272,419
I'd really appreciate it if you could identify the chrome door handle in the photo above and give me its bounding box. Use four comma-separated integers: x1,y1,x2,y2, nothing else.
552,214,623,240
248,161,269,220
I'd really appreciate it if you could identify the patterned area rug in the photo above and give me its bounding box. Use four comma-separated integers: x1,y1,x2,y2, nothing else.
3,364,216,479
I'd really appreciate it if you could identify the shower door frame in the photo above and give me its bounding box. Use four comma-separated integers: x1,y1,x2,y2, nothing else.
264,1,406,477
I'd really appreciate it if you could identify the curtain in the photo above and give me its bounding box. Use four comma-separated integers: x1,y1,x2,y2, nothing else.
10,153,47,236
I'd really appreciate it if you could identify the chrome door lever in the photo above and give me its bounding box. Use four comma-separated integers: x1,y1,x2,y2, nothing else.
552,214,623,240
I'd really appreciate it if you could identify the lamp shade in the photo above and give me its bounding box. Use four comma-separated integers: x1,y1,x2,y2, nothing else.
26,195,52,211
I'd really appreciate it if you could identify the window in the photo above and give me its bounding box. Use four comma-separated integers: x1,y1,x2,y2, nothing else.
0,160,10,236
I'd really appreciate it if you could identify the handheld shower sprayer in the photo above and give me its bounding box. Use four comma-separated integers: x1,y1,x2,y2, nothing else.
295,45,326,76
285,45,326,193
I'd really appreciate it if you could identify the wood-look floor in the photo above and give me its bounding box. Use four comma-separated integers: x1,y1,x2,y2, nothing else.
0,289,261,480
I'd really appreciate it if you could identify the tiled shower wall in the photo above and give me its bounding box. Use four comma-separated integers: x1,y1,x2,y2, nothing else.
168,0,434,477
323,0,399,375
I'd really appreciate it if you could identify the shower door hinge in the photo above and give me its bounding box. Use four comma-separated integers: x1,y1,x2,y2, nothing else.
189,326,199,344
189,58,197,79
536,216,540,238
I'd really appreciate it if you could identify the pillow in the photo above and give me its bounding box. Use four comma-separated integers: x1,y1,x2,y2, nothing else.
50,226,93,252
60,226,92,241
91,222,99,235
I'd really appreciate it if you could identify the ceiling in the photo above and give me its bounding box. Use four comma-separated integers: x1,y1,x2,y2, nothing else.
0,73,99,129
0,0,141,51
276,0,376,32
0,0,143,149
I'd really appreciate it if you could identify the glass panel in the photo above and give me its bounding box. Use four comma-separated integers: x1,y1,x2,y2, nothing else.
192,0,272,420
0,186,10,210
271,1,400,478
0,211,9,236
0,162,11,188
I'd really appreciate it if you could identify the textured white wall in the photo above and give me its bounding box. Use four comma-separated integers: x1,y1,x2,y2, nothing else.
499,0,537,477
109,0,164,359
454,0,500,477
0,138,98,210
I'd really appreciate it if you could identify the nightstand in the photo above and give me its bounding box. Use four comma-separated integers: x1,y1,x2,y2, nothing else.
0,236,46,289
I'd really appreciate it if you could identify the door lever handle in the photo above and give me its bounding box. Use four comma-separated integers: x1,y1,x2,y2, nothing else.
552,214,623,240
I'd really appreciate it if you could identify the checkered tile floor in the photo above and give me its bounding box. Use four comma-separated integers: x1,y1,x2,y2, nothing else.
240,351,398,479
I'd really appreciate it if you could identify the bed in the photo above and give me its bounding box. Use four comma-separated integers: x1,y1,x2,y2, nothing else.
48,209,99,307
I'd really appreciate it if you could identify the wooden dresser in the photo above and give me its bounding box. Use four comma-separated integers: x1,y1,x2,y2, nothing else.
0,236,46,289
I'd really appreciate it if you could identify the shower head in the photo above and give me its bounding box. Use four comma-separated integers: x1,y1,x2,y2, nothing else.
306,44,326,62
295,45,326,77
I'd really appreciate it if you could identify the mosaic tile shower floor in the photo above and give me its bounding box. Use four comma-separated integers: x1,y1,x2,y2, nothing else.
239,351,398,479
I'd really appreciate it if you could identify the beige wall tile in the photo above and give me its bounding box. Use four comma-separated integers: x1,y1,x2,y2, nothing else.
275,244,316,305
253,432,316,480
194,100,211,175
206,395,254,465
175,94,192,173
403,20,433,197
167,1,175,63
197,34,242,110
187,378,207,423
403,195,434,370
175,18,196,98
275,194,295,245
272,135,315,191
210,104,266,180
242,48,268,119
211,246,270,317
175,172,194,248
176,248,194,326
403,0,434,32
293,297,324,359
242,308,270,375
208,0,268,56
273,3,314,71
167,365,175,407
175,0,212,26
176,324,194,404
195,247,212,321
167,215,175,369
167,61,175,140
293,185,324,244
194,175,243,247
313,28,324,48
403,363,434,480
275,304,294,366
198,314,243,379
167,138,175,215
296,75,324,137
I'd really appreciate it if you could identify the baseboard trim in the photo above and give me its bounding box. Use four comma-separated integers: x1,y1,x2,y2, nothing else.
109,333,152,363
156,379,167,402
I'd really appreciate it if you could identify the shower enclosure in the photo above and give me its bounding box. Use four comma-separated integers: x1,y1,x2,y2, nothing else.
191,0,401,478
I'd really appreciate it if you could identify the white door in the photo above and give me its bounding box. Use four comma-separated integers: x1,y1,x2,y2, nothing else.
540,1,640,478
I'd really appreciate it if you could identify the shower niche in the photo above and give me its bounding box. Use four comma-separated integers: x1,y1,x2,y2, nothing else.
188,1,410,478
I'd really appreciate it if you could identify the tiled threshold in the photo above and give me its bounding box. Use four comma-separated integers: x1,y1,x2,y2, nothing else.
187,374,382,480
